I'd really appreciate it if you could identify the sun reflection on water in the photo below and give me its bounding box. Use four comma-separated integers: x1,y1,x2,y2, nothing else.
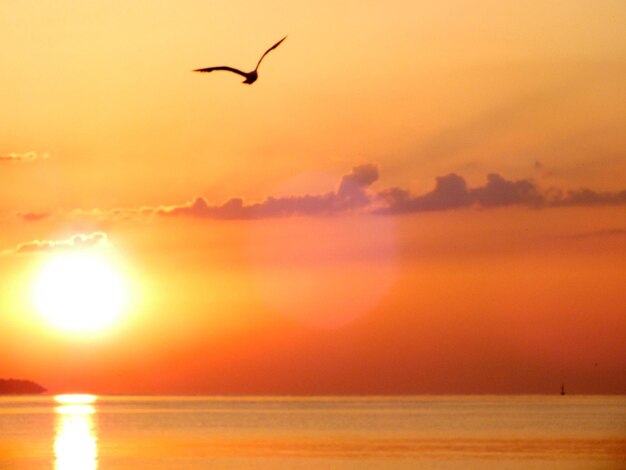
55,394,97,405
54,395,98,470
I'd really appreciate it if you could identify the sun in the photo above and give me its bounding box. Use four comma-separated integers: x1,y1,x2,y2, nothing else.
32,251,130,333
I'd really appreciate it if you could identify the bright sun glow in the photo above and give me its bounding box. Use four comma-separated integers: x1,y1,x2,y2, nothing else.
55,394,98,405
33,251,129,333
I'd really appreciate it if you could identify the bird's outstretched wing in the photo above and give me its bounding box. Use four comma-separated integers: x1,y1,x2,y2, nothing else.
193,66,248,78
255,36,287,71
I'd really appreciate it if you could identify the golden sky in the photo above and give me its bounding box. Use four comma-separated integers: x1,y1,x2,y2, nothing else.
1,0,625,394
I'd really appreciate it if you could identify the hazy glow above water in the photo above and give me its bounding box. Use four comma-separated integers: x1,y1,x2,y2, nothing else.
54,396,98,470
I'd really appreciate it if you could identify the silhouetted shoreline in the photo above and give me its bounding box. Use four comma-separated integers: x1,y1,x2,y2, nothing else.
0,378,46,395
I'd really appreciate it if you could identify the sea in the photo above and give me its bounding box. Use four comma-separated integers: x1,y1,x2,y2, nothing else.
0,395,624,469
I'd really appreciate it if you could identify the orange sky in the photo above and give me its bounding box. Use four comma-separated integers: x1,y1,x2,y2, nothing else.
1,0,625,394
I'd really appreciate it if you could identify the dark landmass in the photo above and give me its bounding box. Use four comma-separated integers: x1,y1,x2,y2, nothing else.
0,379,47,395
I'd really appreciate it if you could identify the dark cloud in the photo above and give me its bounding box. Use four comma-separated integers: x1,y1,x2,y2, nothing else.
378,172,625,214
6,232,109,255
158,164,379,219
378,173,471,213
471,173,543,207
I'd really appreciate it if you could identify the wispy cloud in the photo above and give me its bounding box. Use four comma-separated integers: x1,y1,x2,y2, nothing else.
3,232,110,255
549,188,626,207
17,212,52,222
0,151,49,162
561,228,626,240
410,85,581,164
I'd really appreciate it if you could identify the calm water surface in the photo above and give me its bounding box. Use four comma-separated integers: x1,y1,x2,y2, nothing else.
1,395,624,469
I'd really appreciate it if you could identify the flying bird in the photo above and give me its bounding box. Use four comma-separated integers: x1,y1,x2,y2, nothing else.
194,36,287,85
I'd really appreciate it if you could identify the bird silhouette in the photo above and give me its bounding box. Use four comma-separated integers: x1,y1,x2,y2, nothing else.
194,36,287,84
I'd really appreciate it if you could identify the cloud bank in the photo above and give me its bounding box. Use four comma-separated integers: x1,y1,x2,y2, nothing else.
22,165,625,226
154,165,626,220
6,165,624,255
